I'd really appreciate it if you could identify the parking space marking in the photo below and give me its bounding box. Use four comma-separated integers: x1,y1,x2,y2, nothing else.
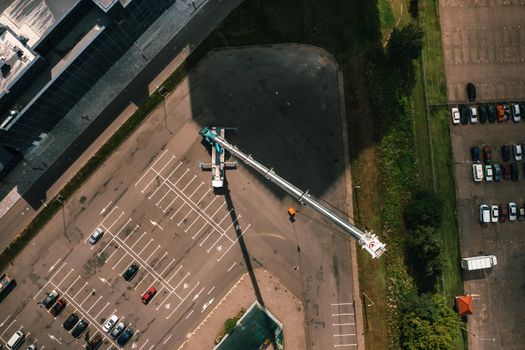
64,275,81,294
181,175,197,193
134,273,151,291
207,286,215,295
152,252,168,269
184,310,194,320
191,223,209,240
188,181,205,198
177,208,194,226
184,215,201,233
124,224,140,242
173,169,190,186
135,150,168,187
112,252,129,270
159,259,177,277
155,188,172,206
169,270,188,285
95,302,111,319
87,295,104,313
163,334,172,344
196,188,211,204
145,245,161,262
138,238,154,255
166,282,200,319
107,211,125,232
170,203,188,220
131,232,148,249
72,281,88,299
227,262,236,272
80,289,95,306
217,224,251,262
138,339,149,350
163,195,179,213
0,319,16,338
104,244,121,263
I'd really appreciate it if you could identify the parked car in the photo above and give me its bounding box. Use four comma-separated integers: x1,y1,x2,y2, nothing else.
479,204,490,223
502,163,511,180
89,228,104,244
512,103,521,122
110,322,125,339
472,164,483,182
503,103,511,120
483,146,492,164
86,334,102,350
502,144,511,162
508,202,518,221
513,144,522,161
500,204,509,222
467,83,476,102
471,146,480,162
42,290,59,309
50,298,66,317
71,319,89,338
519,207,525,221
103,314,119,333
117,328,134,347
459,104,469,125
493,163,502,182
490,205,499,223
123,264,139,282
451,106,460,125
470,106,478,123
478,104,488,123
142,286,157,304
487,104,497,123
511,162,519,181
27,344,37,350
496,103,506,122
63,313,79,331
484,165,493,182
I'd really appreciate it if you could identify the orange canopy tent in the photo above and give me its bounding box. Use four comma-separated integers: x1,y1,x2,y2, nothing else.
456,295,473,316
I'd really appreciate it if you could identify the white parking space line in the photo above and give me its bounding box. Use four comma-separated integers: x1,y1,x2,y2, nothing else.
95,302,111,319
156,155,176,177
107,211,125,232
217,210,234,226
177,208,194,226
56,268,74,288
169,203,187,220
206,233,226,253
333,334,356,337
188,181,204,198
64,275,81,294
80,289,95,306
131,232,148,249
135,150,168,187
334,344,357,348
227,262,236,272
199,228,218,246
155,189,171,206
147,182,167,200
203,196,219,211
137,238,154,255
138,339,149,350
0,319,16,338
171,271,189,287
113,252,129,270
180,175,197,192
163,194,179,213
115,218,133,237
141,174,160,194
87,295,103,313
98,236,116,257
192,223,209,240
196,188,211,204
163,334,172,344
184,215,201,233
159,259,177,277
124,224,140,242
332,313,355,317
134,273,152,291
209,202,226,219
104,245,121,263
185,310,194,320
145,245,161,262
173,169,190,186
207,286,215,295
72,281,88,299
152,252,168,269
166,162,183,182
331,302,353,306
332,323,355,326
0,314,11,327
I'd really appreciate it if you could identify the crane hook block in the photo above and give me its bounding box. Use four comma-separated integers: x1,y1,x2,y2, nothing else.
287,207,296,217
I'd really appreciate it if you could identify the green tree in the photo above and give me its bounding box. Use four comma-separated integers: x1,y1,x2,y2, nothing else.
410,226,443,277
387,24,424,65
224,318,237,334
404,191,443,230
400,294,461,350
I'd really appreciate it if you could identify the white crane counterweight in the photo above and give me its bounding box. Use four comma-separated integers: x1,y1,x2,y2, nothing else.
199,127,386,258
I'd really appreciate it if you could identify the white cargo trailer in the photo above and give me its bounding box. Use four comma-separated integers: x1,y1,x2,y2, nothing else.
461,255,497,271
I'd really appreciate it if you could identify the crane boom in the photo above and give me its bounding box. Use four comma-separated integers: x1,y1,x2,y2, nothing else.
199,127,386,258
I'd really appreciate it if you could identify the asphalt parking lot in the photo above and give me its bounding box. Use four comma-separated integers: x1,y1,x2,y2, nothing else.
441,0,525,102
0,45,358,350
451,117,525,349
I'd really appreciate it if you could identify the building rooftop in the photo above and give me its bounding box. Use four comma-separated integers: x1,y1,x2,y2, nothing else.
0,0,83,48
92,0,133,12
0,25,36,96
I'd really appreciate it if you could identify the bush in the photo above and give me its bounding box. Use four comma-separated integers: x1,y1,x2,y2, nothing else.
387,24,424,65
404,190,443,230
224,318,237,334
400,293,461,350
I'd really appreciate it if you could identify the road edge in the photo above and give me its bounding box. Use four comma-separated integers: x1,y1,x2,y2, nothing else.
338,70,365,350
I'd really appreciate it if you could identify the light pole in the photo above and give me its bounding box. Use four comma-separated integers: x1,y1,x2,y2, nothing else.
56,195,71,243
353,185,361,222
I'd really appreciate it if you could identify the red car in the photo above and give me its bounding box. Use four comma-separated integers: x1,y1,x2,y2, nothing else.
483,146,492,164
499,204,508,222
142,287,156,304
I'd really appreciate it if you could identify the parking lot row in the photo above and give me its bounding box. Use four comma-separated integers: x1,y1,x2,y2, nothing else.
479,202,525,223
0,315,44,349
451,101,524,125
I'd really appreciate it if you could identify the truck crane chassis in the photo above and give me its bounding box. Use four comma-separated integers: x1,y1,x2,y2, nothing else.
200,127,386,258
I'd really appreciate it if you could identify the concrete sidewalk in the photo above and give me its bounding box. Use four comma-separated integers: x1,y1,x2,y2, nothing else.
178,268,306,350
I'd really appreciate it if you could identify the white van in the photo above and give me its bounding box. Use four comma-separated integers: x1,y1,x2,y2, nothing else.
512,103,521,122
6,330,24,349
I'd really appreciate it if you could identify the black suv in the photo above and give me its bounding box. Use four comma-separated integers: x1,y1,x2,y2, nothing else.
511,162,519,181
478,104,488,123
459,105,469,125
487,104,497,123
467,83,476,102
71,319,89,338
502,145,511,162
117,328,134,347
86,334,102,350
470,146,480,162
63,313,79,331
123,264,139,282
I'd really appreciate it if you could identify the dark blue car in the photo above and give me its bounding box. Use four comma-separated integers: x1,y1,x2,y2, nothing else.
117,327,133,347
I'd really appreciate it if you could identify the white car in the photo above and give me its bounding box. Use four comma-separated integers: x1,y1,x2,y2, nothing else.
110,322,125,339
508,202,517,221
490,205,499,223
479,204,490,223
484,165,493,182
513,144,522,161
511,103,521,122
470,106,478,123
103,314,119,333
451,107,460,124
472,164,483,182
89,228,104,244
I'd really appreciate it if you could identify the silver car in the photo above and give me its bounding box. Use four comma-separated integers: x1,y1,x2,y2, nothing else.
110,322,125,339
89,228,104,244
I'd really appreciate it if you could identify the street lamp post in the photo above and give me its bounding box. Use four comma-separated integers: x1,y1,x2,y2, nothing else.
56,195,71,243
353,185,361,222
